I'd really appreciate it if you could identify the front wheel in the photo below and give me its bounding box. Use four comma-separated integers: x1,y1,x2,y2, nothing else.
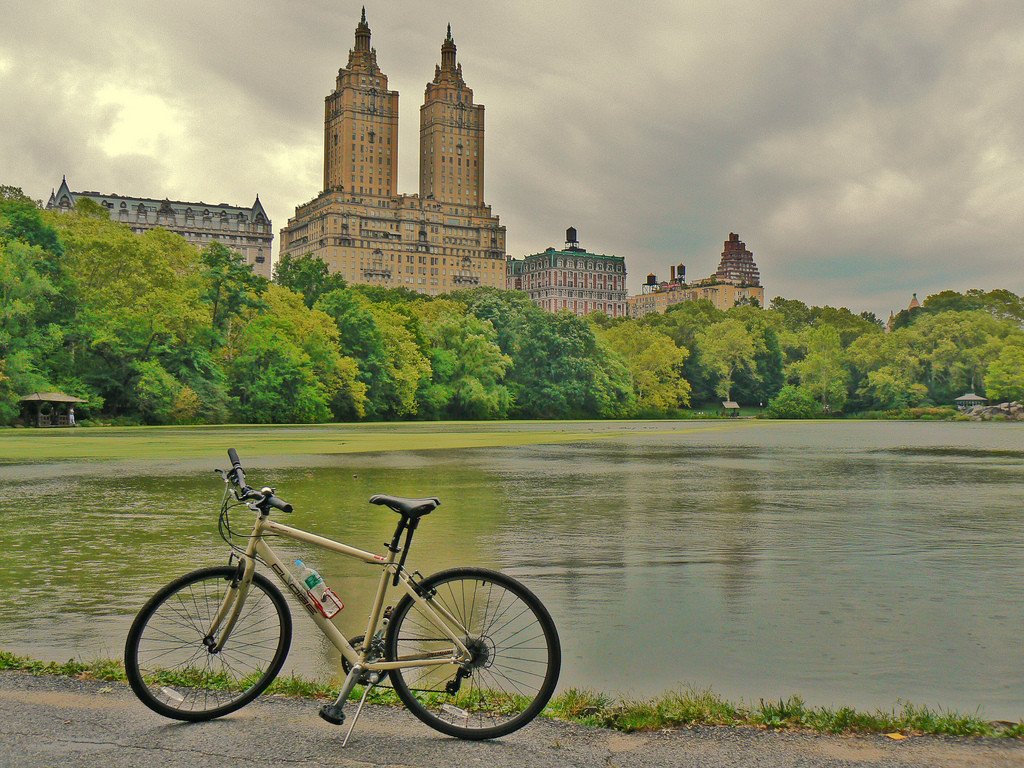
386,567,560,739
124,566,292,721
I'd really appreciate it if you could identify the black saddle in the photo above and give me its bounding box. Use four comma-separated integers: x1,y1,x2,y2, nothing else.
369,494,440,519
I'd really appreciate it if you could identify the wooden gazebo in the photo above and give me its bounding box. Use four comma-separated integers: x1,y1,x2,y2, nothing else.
20,392,86,427
954,392,988,411
722,400,741,417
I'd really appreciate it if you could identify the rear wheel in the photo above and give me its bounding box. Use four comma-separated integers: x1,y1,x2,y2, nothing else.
124,566,291,721
386,567,560,739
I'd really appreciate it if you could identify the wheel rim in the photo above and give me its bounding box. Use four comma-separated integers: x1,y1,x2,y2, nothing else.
133,573,285,715
391,575,557,733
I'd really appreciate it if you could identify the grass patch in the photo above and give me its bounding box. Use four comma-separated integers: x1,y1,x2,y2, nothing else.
2,650,1019,738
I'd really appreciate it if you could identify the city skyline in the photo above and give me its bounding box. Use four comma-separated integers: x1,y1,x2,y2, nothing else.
2,1,1023,316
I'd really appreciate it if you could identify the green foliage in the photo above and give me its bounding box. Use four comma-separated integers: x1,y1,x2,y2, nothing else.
765,385,824,419
201,241,267,343
791,325,848,412
2,188,1024,425
0,360,20,424
0,187,64,257
133,360,181,424
460,288,634,418
414,299,512,419
273,252,347,309
922,288,1024,326
985,344,1024,402
596,320,691,413
695,319,758,402
230,316,332,423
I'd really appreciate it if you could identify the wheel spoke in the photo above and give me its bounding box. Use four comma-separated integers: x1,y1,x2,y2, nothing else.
388,570,559,738
126,568,290,721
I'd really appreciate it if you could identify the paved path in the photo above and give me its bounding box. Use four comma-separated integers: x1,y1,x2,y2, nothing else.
1,672,1022,768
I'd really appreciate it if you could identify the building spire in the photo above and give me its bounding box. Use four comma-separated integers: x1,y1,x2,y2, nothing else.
354,7,371,52
441,23,457,71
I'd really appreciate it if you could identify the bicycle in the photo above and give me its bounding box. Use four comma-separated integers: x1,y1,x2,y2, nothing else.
124,448,561,744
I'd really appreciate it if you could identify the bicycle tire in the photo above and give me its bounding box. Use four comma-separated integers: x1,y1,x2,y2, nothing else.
124,565,292,721
385,567,560,739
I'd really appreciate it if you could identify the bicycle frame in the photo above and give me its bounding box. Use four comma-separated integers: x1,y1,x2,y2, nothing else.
209,511,473,673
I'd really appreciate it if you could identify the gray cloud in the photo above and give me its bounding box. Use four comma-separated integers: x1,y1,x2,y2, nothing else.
2,0,1022,317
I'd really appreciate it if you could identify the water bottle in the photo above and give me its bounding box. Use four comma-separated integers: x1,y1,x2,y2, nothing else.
295,559,344,618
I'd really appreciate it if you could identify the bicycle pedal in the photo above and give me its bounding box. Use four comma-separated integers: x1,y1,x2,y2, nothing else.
318,702,346,725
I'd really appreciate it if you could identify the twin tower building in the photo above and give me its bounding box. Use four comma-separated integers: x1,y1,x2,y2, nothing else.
279,10,508,293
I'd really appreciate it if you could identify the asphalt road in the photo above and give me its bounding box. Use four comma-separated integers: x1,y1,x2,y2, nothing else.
1,672,1022,768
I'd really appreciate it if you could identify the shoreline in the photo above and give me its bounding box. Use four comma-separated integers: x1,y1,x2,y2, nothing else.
0,417,1019,465
3,651,1020,739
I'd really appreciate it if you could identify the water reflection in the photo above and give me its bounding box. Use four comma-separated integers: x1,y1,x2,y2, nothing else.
0,421,1021,719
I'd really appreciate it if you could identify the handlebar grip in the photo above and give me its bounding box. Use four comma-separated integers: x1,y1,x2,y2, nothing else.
228,448,241,468
265,495,293,513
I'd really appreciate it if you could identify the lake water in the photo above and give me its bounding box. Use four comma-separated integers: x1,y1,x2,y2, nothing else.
1,421,1021,719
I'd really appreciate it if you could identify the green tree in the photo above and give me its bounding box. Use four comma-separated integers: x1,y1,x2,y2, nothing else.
695,319,757,402
273,252,347,309
726,304,785,406
769,296,815,331
912,311,1014,400
260,285,367,419
791,325,849,412
413,299,512,419
985,345,1024,402
49,207,207,415
0,359,21,424
846,330,929,410
133,359,181,424
316,288,429,419
597,321,691,413
0,187,64,258
367,302,432,417
201,241,268,344
765,385,823,419
642,300,723,403
229,318,332,423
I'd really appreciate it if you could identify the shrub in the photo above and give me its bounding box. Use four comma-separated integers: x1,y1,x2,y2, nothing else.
765,385,824,419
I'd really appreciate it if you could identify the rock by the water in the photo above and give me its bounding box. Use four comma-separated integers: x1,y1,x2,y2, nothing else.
967,401,1024,421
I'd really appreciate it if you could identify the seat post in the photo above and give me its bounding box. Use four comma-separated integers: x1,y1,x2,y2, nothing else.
392,516,419,586
387,517,408,556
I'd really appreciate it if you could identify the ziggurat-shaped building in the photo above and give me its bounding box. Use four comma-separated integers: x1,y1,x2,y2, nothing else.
279,11,507,293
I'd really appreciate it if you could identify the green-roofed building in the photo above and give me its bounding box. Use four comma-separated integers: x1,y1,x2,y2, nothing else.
507,228,627,317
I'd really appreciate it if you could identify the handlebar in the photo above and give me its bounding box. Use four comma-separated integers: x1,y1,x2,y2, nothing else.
264,493,293,513
224,448,292,513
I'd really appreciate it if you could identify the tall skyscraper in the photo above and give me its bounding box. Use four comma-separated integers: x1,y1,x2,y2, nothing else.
419,25,485,207
322,7,399,197
279,11,507,294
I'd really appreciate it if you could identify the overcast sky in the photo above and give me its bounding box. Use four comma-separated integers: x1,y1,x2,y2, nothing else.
2,1,1022,316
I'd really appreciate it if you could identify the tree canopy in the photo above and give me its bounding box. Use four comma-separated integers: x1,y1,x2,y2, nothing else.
1,185,1022,425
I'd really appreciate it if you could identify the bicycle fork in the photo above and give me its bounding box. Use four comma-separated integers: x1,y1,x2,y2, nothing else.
204,558,252,652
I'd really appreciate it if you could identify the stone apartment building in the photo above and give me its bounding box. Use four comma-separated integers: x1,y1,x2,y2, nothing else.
46,176,273,279
507,228,628,317
627,232,765,317
278,11,507,294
